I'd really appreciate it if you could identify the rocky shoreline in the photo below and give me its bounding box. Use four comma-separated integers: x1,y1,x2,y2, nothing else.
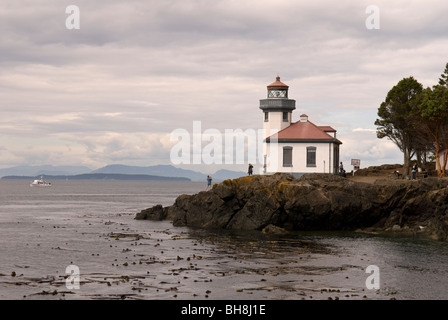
135,173,448,241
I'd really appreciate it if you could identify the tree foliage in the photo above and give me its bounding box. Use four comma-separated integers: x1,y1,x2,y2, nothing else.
438,62,448,86
419,70,448,176
375,62,448,177
375,77,423,176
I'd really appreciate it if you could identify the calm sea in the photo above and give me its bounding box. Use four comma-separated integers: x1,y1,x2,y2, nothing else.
0,179,447,300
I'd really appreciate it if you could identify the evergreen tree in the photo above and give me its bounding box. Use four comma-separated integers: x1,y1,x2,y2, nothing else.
419,63,448,176
438,62,448,86
375,77,423,177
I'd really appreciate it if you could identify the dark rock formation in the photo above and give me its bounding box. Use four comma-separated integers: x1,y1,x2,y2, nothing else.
135,173,448,241
135,204,168,221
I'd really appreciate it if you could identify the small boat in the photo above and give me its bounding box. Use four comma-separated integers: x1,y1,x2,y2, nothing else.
30,176,52,187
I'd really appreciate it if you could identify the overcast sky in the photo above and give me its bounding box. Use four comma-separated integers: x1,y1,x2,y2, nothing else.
1,0,447,173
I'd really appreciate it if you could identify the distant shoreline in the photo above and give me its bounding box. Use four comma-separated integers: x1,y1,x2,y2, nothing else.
1,173,191,182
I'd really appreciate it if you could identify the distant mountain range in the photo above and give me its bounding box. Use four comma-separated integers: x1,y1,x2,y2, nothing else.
0,164,246,182
3,173,190,182
0,165,91,177
92,164,205,181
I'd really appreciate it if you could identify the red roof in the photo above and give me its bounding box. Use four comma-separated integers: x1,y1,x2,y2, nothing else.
318,126,336,132
267,76,289,89
267,119,341,144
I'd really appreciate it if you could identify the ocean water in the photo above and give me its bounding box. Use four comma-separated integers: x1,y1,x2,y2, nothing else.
0,179,447,300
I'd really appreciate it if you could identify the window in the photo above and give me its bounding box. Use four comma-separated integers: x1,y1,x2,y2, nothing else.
282,112,288,122
307,147,316,167
264,112,269,122
268,89,287,98
283,146,293,167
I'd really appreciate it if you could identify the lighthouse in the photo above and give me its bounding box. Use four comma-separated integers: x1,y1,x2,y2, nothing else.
259,76,296,140
260,77,342,176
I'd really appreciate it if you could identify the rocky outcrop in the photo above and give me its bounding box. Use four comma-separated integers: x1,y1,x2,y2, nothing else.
135,173,448,241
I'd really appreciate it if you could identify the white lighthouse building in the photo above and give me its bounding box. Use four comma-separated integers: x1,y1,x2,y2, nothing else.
260,77,342,176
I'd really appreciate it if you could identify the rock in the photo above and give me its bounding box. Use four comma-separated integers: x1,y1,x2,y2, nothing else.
262,224,288,234
354,164,403,176
135,204,167,220
135,173,448,241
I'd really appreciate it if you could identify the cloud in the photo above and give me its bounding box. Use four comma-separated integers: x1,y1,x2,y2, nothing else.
339,128,402,168
61,132,174,166
1,0,448,169
353,128,377,133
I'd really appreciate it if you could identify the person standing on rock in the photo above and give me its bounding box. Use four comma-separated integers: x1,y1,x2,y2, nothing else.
412,163,418,180
205,175,212,191
339,162,344,176
248,163,254,176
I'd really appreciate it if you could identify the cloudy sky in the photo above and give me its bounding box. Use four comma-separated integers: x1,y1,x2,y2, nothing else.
1,0,447,173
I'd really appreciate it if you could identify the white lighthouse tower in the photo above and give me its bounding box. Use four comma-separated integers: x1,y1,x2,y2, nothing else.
259,76,296,173
259,76,296,140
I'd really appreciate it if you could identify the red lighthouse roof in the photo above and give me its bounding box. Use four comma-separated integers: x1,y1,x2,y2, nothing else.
267,76,289,89
266,117,342,144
